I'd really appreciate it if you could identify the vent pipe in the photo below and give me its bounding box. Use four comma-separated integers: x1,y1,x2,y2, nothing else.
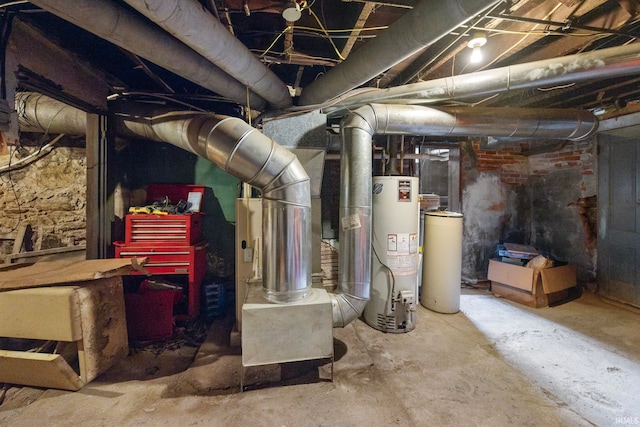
122,0,292,110
298,0,501,106
30,0,268,110
324,43,640,116
16,92,311,304
332,103,598,326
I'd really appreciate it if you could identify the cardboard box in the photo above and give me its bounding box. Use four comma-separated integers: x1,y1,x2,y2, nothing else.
488,259,577,308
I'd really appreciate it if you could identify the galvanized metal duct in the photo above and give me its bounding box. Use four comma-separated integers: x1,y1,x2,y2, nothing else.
298,0,501,106
16,92,311,304
29,0,268,110
332,103,598,327
325,43,640,116
122,0,292,110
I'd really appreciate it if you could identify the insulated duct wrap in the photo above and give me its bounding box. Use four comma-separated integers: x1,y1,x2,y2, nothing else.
16,92,87,135
30,0,268,110
123,0,292,109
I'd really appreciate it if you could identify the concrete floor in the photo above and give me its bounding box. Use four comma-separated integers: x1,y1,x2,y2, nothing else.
1,288,639,426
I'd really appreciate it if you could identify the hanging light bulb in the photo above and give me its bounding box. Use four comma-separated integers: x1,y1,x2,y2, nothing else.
467,31,487,64
282,1,302,22
470,46,483,63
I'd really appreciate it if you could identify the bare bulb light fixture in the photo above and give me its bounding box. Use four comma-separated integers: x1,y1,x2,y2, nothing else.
282,1,302,22
467,32,487,63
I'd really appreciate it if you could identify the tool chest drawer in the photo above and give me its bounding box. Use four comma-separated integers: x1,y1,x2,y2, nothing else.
125,213,202,245
114,241,207,319
114,241,207,276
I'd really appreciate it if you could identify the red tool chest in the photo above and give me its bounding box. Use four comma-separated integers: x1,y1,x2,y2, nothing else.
116,184,208,320
125,213,202,245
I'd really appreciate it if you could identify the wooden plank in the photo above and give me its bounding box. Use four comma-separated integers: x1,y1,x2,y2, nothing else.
0,258,147,291
7,245,86,262
9,21,110,111
340,2,375,60
11,224,31,254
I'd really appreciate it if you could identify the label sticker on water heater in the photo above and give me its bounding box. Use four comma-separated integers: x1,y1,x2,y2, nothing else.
341,214,361,231
398,179,412,202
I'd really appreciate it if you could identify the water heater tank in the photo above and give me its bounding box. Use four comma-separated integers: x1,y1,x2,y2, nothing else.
420,211,463,314
364,176,419,333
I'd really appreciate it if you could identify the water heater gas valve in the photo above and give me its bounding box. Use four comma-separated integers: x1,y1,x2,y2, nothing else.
395,290,416,330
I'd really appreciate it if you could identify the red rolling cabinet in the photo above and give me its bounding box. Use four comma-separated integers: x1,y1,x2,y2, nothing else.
115,184,208,319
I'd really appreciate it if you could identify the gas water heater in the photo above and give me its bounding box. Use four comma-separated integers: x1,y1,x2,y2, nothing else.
364,176,419,333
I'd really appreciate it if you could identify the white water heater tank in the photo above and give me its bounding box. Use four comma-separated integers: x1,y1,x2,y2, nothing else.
364,176,419,333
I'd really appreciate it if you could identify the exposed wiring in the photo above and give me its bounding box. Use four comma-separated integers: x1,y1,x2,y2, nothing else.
245,86,252,126
107,92,208,112
0,144,23,232
479,3,563,70
0,133,65,174
256,49,341,65
0,1,27,8
259,25,290,57
537,82,576,91
465,26,620,38
307,7,345,61
372,239,396,312
293,24,388,33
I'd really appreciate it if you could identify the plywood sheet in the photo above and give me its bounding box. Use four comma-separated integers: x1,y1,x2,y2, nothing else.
0,258,147,291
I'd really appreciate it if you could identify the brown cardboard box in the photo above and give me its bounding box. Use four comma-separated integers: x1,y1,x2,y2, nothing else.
488,259,577,308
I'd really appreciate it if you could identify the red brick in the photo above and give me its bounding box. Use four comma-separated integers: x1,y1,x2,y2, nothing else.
562,155,581,161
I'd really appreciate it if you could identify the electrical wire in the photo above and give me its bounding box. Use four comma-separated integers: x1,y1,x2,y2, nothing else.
0,144,23,232
307,7,345,61
0,133,64,174
371,238,396,312
259,25,291,57
245,86,252,126
0,1,27,8
293,25,388,34
107,92,208,112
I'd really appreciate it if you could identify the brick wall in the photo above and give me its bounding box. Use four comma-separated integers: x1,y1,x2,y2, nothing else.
529,140,594,177
469,139,594,185
472,142,529,186
462,138,597,284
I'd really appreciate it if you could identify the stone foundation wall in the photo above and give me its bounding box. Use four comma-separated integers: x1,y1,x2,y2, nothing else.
0,141,86,263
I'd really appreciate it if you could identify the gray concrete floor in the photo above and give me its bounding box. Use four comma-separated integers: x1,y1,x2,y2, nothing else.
1,289,639,426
